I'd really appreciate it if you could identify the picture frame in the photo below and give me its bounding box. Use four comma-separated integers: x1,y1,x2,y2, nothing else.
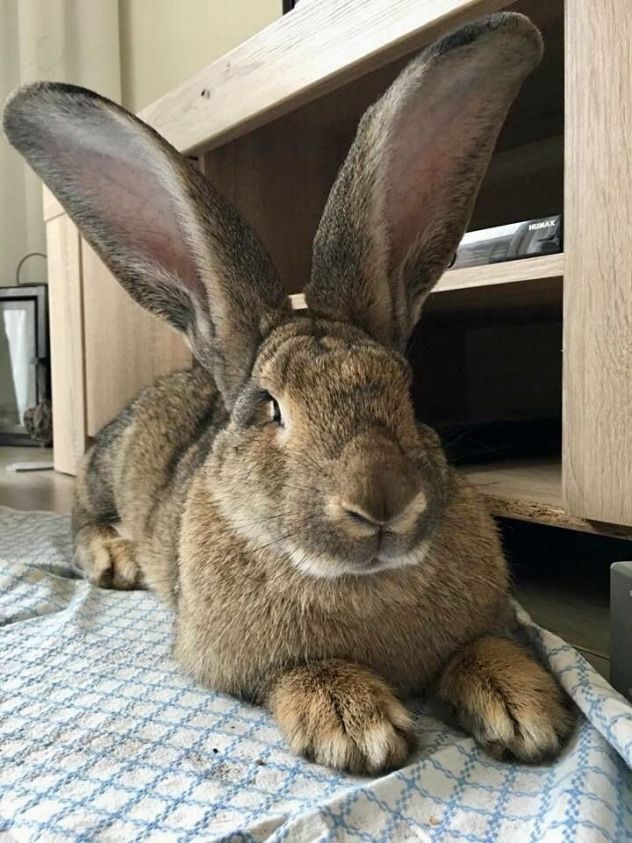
0,284,51,446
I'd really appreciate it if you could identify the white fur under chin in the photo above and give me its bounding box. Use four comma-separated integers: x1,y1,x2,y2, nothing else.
284,540,431,579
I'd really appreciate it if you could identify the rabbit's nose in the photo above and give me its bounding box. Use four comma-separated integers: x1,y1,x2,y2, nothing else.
340,504,385,530
333,439,423,535
340,470,416,531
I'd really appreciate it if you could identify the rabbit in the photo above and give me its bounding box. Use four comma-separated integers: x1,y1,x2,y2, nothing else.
3,11,573,774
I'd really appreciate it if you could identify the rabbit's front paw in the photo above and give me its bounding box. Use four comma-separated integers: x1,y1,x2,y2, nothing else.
439,637,574,763
75,524,141,589
269,661,414,773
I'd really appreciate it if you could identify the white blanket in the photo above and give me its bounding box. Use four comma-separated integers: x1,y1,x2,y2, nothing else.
0,506,630,842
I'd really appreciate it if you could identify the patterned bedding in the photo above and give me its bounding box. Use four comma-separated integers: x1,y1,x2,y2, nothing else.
1,506,630,842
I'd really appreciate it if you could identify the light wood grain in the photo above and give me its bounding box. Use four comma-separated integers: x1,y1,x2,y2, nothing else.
425,276,563,319
44,214,87,475
463,458,563,506
82,244,192,436
563,0,632,526
290,254,564,310
462,459,632,539
438,253,563,294
140,0,504,154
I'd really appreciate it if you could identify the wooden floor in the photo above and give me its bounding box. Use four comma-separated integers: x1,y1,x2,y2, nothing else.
0,446,74,514
0,445,609,678
517,578,609,677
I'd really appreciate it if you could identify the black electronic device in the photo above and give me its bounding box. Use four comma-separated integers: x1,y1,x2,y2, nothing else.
451,214,562,269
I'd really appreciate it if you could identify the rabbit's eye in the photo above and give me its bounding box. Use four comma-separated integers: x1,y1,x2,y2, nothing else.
261,391,284,427
270,398,283,427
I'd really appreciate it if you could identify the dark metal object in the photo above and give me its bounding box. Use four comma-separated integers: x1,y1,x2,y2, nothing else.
450,214,563,269
610,561,632,700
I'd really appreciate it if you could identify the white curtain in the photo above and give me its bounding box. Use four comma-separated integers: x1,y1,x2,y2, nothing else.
0,0,121,285
3,304,33,422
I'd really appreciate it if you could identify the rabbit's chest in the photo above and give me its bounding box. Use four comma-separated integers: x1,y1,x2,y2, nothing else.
176,484,507,699
176,559,463,699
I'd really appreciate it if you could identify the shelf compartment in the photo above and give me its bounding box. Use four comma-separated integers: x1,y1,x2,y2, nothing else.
461,458,632,539
195,0,564,295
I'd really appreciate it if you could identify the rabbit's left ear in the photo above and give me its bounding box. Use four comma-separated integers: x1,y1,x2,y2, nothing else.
3,83,290,407
305,13,543,350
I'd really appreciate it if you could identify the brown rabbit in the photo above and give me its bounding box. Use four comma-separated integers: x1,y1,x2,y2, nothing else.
4,12,572,774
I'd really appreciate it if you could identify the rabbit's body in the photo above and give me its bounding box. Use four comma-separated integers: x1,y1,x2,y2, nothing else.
176,455,508,703
73,366,225,599
6,12,574,773
74,330,509,704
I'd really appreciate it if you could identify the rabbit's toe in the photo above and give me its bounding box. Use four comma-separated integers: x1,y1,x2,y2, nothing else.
75,525,142,589
440,636,574,763
270,661,415,773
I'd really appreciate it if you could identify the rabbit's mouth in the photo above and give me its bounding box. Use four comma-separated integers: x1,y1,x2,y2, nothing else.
281,530,435,579
263,465,445,580
353,541,434,575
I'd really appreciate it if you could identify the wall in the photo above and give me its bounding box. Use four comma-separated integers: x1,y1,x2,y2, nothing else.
0,0,282,285
1,0,120,285
119,0,281,112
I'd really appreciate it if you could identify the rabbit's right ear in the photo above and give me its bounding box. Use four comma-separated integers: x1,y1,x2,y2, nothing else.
305,13,543,351
3,83,290,407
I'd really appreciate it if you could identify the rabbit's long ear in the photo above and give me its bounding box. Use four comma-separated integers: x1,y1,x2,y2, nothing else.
3,83,290,406
305,13,542,350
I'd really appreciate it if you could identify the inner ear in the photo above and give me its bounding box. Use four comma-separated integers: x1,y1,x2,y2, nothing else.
44,105,208,308
383,62,514,279
305,13,543,350
4,82,291,405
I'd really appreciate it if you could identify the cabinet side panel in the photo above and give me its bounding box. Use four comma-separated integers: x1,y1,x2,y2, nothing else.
563,0,632,525
45,215,86,475
82,243,192,436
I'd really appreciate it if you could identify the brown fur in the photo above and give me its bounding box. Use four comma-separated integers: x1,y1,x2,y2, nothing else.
439,637,574,762
4,12,572,774
269,661,414,774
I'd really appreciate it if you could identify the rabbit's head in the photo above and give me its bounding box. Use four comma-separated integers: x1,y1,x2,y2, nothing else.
3,13,542,578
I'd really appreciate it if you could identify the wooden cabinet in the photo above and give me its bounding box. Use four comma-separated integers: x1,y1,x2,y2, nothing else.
44,0,632,538
563,0,632,527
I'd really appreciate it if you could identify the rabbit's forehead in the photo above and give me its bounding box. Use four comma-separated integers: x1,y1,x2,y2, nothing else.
255,328,409,398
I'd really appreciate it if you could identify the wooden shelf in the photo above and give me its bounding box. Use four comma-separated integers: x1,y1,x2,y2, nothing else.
461,458,632,539
290,254,564,310
436,253,563,293
139,0,507,154
462,456,562,507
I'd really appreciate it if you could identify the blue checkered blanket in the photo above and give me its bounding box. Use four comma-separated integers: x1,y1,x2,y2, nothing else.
1,506,631,842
